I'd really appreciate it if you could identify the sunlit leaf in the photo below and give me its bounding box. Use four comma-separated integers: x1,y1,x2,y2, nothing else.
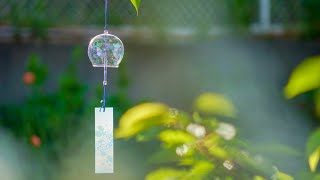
175,111,192,128
187,161,215,180
146,168,186,180
202,134,228,158
203,133,220,148
208,146,228,159
202,118,219,131
192,112,202,123
253,176,265,180
130,0,141,15
285,56,320,99
307,130,320,171
274,171,294,180
194,93,236,118
179,157,196,166
115,103,170,138
309,147,320,172
159,130,196,145
307,129,320,155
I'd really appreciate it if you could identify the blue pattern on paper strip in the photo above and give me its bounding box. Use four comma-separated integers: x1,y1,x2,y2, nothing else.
95,108,113,173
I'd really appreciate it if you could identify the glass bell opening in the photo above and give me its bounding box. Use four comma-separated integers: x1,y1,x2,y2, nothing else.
88,33,124,68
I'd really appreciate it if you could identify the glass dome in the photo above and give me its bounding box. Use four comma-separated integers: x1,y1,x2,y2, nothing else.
88,33,124,68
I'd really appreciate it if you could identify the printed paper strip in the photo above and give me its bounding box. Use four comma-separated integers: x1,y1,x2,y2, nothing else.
95,107,113,173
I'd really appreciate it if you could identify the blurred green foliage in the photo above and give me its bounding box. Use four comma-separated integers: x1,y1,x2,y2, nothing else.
285,55,320,178
285,56,320,117
0,48,86,166
3,0,320,38
301,0,320,38
116,93,293,179
0,47,132,179
3,0,139,40
228,0,257,27
8,0,51,40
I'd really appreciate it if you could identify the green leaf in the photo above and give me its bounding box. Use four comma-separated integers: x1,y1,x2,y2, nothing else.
159,130,196,145
186,161,214,180
194,93,236,118
313,174,320,180
202,134,228,159
179,157,196,166
285,56,320,99
130,0,141,15
307,130,320,156
208,146,228,159
115,103,170,138
148,149,180,164
274,171,294,180
316,90,320,118
307,130,320,172
146,168,186,180
202,134,228,158
309,147,320,172
296,171,318,180
253,176,265,180
136,127,163,142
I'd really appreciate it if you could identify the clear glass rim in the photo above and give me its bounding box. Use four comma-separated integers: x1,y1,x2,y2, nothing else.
88,33,124,68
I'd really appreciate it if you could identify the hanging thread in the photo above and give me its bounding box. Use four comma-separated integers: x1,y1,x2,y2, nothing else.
101,0,108,111
104,0,108,31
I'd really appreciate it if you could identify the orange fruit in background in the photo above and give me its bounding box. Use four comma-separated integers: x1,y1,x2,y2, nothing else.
23,72,35,85
30,135,41,147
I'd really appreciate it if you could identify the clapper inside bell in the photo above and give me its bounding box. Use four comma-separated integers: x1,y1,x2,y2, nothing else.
95,107,113,173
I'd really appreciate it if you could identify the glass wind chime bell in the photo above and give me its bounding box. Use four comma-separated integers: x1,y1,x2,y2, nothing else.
88,0,124,174
88,33,124,68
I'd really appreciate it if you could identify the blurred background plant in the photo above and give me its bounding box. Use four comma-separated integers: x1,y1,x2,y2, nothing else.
0,46,133,179
301,0,320,38
115,93,294,180
2,0,320,38
7,0,51,41
284,56,320,179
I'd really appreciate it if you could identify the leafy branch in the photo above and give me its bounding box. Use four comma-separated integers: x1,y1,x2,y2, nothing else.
116,93,292,180
285,56,320,175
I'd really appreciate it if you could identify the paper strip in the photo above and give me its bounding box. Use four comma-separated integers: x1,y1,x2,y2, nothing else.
95,107,113,173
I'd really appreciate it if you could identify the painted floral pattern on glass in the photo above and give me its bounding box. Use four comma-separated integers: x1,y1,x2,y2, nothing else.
88,34,124,68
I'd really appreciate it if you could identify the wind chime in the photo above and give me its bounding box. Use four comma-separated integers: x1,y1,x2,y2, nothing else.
87,0,124,173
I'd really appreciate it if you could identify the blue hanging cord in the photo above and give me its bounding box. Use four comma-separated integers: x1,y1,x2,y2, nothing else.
104,0,108,31
101,0,108,112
